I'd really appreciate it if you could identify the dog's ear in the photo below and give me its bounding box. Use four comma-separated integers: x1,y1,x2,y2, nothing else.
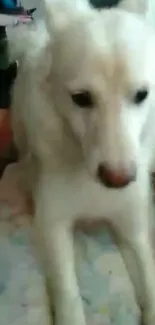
118,0,149,15
43,0,89,34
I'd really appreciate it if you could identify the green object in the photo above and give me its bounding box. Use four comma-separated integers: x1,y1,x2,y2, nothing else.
89,0,120,9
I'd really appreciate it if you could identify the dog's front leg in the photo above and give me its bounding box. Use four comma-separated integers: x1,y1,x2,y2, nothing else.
34,180,86,325
112,194,155,325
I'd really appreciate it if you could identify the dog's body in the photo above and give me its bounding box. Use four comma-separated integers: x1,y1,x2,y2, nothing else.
10,0,155,324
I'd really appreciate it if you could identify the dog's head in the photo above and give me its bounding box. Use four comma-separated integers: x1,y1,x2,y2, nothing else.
44,0,155,188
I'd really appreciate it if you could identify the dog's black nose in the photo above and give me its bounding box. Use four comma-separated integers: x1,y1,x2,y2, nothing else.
97,164,136,188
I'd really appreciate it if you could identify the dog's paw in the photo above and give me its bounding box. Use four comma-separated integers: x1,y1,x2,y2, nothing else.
53,303,86,325
55,316,86,325
141,309,155,325
55,312,86,325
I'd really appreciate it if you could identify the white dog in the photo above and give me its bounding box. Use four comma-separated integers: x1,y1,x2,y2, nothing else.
9,0,155,324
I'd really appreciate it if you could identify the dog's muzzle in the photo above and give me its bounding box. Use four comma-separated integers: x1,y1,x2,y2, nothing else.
97,163,136,189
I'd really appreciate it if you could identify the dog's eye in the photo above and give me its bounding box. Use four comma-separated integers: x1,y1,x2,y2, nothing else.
71,91,93,108
134,88,149,105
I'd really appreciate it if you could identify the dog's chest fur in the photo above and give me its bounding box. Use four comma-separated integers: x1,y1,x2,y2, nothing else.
43,166,141,224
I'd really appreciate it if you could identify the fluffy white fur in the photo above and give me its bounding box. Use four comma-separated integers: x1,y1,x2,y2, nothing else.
9,0,155,324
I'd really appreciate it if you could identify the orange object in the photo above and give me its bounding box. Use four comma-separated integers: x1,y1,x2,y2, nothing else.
0,110,13,154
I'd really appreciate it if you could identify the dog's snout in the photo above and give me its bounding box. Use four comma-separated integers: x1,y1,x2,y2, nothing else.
97,164,136,188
